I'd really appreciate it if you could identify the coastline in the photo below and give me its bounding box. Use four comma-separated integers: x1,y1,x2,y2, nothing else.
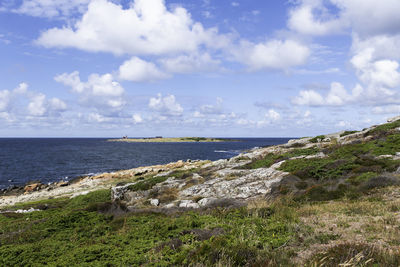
107,137,233,142
2,116,399,209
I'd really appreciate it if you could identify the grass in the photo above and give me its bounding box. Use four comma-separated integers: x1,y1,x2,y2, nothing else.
340,130,358,137
127,176,169,192
310,135,326,143
242,147,320,169
0,191,299,266
367,119,400,136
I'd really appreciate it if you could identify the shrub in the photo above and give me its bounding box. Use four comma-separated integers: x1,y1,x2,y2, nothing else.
127,176,168,191
340,130,358,137
310,135,326,143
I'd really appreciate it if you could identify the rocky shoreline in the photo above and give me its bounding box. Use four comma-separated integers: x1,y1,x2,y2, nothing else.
1,116,399,210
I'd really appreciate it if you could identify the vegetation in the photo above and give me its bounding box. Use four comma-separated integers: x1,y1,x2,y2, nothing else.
310,135,326,143
242,147,320,169
340,130,358,137
0,191,298,266
127,176,169,192
108,137,235,143
2,120,400,265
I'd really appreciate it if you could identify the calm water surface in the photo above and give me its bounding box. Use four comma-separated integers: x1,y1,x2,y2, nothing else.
0,138,292,189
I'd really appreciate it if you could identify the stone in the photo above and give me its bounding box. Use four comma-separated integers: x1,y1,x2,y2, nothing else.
198,197,217,207
179,200,199,208
164,203,176,208
57,181,69,187
396,167,400,174
387,116,400,123
150,198,159,206
24,183,40,193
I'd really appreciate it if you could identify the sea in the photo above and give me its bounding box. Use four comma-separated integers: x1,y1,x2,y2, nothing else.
0,138,292,189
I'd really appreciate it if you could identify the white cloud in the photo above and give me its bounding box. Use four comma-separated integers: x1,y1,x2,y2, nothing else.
160,52,220,74
13,0,91,19
132,113,143,124
49,98,67,111
333,0,400,38
118,57,169,82
27,93,67,117
288,0,400,37
88,112,109,123
13,83,28,94
55,71,125,110
149,93,183,116
350,40,400,103
0,90,10,111
265,109,281,121
0,112,13,122
288,1,343,36
372,105,400,114
233,39,310,70
231,2,239,7
292,89,325,106
27,93,46,116
292,82,362,106
199,97,223,115
36,0,229,56
193,111,205,118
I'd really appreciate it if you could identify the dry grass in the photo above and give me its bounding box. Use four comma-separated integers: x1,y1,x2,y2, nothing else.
290,186,400,264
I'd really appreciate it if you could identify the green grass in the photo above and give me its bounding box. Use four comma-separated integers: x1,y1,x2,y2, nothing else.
127,176,169,191
310,135,326,143
367,120,400,136
0,190,298,266
243,147,320,169
276,127,400,201
340,130,358,137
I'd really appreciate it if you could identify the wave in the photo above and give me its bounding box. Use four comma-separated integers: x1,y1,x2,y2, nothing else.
214,150,241,154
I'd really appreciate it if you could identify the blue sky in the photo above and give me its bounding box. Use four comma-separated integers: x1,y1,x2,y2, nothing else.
0,0,400,137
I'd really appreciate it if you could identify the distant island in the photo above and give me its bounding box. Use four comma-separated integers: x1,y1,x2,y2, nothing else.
108,137,237,142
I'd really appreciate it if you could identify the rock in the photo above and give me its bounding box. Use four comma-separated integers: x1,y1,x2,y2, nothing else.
57,181,69,187
396,167,400,174
198,197,218,207
387,116,400,122
322,137,331,142
24,183,41,193
164,203,176,208
179,200,199,208
376,155,393,159
150,199,159,206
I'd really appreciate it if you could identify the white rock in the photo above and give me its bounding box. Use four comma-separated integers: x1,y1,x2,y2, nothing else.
198,197,217,207
179,200,195,208
149,198,159,206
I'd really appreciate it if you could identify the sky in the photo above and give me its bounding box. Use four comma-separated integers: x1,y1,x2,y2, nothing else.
0,0,400,137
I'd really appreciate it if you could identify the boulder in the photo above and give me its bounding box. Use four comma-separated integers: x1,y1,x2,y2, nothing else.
149,199,159,206
24,183,41,193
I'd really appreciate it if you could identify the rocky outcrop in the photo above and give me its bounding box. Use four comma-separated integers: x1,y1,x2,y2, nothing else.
2,116,399,209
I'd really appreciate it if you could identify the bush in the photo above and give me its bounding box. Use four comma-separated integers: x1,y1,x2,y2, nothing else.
310,135,326,143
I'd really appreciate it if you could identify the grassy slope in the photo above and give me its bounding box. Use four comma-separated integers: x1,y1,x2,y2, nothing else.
1,120,400,266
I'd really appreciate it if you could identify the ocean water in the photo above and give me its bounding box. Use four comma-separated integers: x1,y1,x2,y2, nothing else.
0,138,291,189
